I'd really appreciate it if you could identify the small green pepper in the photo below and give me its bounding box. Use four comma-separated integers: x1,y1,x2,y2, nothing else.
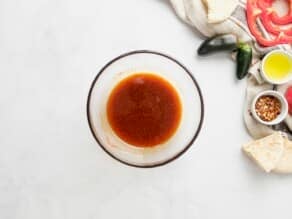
236,43,252,80
197,34,238,56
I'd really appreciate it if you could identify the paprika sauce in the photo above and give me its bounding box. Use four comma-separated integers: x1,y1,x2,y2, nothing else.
107,73,182,147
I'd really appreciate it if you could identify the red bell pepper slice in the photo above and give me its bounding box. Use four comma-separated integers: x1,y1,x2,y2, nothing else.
270,0,292,25
285,86,292,115
258,10,292,36
257,0,292,36
246,0,292,46
258,0,292,25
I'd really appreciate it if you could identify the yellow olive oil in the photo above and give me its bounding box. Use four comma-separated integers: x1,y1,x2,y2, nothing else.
263,52,292,81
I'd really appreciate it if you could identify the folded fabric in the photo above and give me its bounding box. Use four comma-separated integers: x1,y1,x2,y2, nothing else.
202,0,239,23
169,0,291,55
169,0,292,140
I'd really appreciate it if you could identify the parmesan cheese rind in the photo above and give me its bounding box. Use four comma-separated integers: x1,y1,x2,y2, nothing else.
274,138,292,173
242,132,284,172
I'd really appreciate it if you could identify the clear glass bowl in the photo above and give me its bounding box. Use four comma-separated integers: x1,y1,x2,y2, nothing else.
87,50,204,167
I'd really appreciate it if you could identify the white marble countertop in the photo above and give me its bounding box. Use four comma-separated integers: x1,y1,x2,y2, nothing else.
1,0,292,218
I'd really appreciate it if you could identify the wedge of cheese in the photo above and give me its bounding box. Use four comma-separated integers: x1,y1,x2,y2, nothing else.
274,138,292,173
242,132,284,172
202,0,238,23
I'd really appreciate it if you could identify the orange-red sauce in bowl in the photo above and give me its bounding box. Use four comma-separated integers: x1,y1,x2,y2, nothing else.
106,73,182,147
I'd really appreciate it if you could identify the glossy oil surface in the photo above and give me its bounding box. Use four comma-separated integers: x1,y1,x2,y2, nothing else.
107,73,182,147
264,52,292,81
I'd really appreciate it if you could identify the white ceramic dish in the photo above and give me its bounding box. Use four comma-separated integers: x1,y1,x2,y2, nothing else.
251,90,288,126
261,50,292,85
87,50,204,167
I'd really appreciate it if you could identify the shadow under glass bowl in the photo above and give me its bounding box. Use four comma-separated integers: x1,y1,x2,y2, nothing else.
87,50,204,168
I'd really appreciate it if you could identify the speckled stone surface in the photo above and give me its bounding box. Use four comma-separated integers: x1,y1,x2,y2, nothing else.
0,0,292,218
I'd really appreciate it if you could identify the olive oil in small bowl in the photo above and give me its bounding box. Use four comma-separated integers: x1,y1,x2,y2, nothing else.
261,50,292,85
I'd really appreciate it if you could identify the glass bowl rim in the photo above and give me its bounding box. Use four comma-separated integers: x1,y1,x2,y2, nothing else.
86,50,204,168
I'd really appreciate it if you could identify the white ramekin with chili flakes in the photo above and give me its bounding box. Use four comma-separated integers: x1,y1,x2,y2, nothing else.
251,90,288,126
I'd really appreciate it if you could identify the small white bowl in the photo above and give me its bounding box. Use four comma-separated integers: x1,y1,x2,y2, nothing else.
261,50,292,85
251,90,288,126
